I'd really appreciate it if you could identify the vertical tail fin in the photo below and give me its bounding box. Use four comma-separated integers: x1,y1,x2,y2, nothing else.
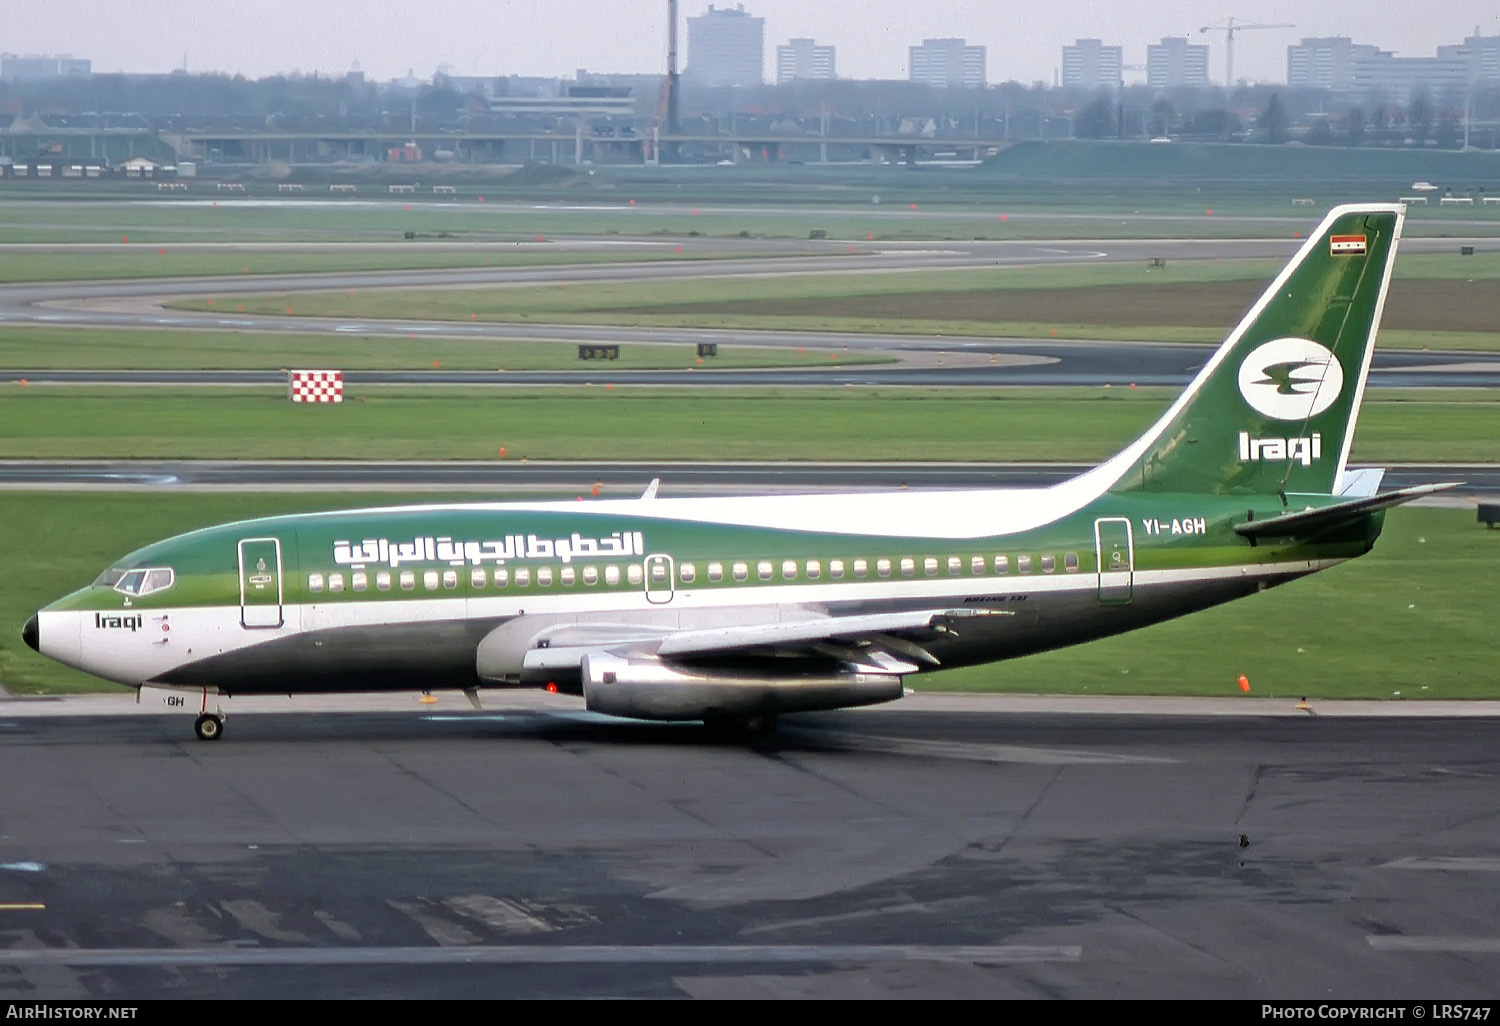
1104,203,1403,496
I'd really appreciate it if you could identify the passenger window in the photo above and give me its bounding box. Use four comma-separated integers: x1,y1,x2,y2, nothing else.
494,567,509,587
971,555,985,575
758,560,773,580
649,561,668,583
899,557,915,577
537,567,554,586
604,565,620,586
583,565,599,585
627,565,643,585
923,557,938,576
732,562,748,581
830,559,845,579
680,563,696,583
400,571,416,590
782,560,797,580
308,573,325,593
1065,552,1079,573
995,555,1009,574
947,556,962,575
1041,555,1056,574
1017,554,1033,574
560,567,575,586
707,562,723,582
353,572,368,592
376,572,392,591
443,570,458,588
853,559,868,578
806,560,820,579
329,573,344,593
422,570,439,590
514,567,530,587
876,558,892,578
471,568,487,588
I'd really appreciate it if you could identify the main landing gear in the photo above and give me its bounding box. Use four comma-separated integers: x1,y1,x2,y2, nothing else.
194,712,225,741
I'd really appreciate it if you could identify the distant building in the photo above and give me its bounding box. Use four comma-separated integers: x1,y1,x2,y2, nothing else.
1147,37,1208,88
685,4,764,88
1437,30,1500,84
909,38,986,88
1061,38,1122,89
777,38,836,84
1349,52,1469,95
1287,37,1385,91
0,54,91,80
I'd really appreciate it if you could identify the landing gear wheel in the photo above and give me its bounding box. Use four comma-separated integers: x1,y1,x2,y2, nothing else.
194,713,224,741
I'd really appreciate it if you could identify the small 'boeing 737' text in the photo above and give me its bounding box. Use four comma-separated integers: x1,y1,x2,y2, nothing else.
23,203,1451,740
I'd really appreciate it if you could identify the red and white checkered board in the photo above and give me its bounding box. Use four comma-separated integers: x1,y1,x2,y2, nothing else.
288,370,344,403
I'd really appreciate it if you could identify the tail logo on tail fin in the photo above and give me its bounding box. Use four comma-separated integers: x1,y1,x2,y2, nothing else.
1236,338,1344,421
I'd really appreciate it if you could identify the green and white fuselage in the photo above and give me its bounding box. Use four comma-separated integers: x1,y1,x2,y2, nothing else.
25,203,1447,736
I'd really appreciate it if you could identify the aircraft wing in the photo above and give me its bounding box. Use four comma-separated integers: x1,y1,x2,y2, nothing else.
655,607,1006,660
511,607,1011,677
1234,482,1460,541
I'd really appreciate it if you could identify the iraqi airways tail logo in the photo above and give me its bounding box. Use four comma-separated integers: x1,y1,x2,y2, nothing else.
1236,338,1344,421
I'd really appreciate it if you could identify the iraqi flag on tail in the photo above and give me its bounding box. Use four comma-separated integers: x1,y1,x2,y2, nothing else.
1330,234,1367,256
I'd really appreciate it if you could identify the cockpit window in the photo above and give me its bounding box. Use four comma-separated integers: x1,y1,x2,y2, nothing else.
112,568,175,597
93,568,126,588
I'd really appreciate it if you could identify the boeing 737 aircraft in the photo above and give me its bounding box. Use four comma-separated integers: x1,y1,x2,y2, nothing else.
23,203,1452,740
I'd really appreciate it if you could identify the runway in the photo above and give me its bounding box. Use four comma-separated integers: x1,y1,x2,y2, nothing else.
3,691,1499,998
0,459,1493,494
5,236,1498,388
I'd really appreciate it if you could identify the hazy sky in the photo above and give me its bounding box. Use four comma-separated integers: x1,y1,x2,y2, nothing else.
5,1,1499,86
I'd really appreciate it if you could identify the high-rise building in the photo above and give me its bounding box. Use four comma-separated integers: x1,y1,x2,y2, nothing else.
777,38,836,84
1349,52,1469,95
1437,30,1500,84
685,4,764,88
908,38,986,88
1061,38,1123,89
1287,37,1386,90
1147,37,1209,88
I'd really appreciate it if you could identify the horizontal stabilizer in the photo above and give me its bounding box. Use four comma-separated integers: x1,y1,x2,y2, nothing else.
1234,482,1460,540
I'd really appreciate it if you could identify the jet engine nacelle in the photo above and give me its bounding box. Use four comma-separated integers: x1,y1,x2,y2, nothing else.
580,652,904,722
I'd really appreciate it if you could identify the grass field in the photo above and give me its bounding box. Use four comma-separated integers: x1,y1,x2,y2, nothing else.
3,177,1497,246
921,506,1500,700
166,253,1500,351
0,327,889,371
0,495,1491,698
0,247,754,283
2,386,1497,463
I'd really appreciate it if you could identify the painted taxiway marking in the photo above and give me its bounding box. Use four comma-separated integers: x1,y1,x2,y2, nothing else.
791,729,1177,766
1368,936,1500,954
0,944,1081,967
0,904,45,911
1381,856,1500,871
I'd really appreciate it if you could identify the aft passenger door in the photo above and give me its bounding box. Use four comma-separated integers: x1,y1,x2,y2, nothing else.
238,537,284,628
1094,518,1134,605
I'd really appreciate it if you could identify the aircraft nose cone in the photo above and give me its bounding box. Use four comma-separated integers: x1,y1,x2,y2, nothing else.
22,614,39,652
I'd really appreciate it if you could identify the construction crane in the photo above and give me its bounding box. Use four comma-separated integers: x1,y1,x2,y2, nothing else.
1199,17,1294,88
